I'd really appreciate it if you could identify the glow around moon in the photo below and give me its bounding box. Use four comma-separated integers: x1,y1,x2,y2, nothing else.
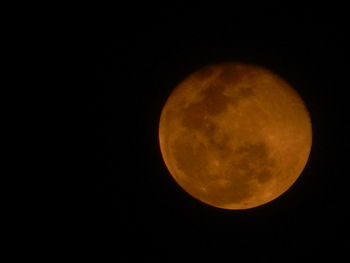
158,62,312,209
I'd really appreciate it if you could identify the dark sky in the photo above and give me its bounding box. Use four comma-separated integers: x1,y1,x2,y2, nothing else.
89,4,347,261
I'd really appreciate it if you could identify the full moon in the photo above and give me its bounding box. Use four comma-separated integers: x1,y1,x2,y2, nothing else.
158,62,312,209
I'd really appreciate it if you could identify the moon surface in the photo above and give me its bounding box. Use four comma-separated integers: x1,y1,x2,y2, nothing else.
158,62,312,209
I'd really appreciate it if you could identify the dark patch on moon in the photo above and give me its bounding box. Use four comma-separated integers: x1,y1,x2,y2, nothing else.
180,79,255,163
226,85,255,107
238,85,254,99
199,83,232,114
172,135,210,183
209,132,232,158
181,68,255,136
233,142,275,184
181,102,217,137
218,65,245,86
196,142,276,206
181,102,206,130
180,83,232,141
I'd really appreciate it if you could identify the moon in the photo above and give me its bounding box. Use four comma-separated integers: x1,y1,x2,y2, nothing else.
158,62,312,209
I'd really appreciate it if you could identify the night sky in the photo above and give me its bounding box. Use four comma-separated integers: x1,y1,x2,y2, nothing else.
89,4,347,261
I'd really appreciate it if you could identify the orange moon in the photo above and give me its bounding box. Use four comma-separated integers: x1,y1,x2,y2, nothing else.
158,62,312,209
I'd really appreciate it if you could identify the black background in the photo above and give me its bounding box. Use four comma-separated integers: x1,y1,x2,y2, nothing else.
89,4,347,261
